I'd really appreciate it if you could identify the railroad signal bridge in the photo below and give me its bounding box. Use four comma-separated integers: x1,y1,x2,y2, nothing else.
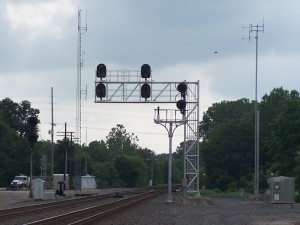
94,64,200,195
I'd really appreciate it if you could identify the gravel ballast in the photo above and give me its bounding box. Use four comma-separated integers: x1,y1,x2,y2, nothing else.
2,190,300,225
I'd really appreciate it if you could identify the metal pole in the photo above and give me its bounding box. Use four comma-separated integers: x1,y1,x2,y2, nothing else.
167,123,173,203
151,157,154,186
183,122,187,195
64,122,67,190
29,147,33,198
254,26,259,201
51,87,54,185
196,80,201,196
245,22,264,201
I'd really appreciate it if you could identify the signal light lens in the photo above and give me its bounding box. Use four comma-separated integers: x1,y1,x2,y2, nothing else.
96,64,106,78
177,82,187,94
96,83,106,99
141,64,151,79
141,83,151,99
176,99,186,111
27,116,39,144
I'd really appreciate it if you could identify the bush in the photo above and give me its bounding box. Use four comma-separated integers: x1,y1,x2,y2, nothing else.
213,188,222,193
227,181,238,192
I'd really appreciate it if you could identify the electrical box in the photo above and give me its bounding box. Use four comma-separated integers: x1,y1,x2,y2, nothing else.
32,178,45,200
267,176,295,204
81,175,97,189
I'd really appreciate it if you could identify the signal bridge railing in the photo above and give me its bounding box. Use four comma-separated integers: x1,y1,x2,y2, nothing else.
153,108,187,124
94,80,198,104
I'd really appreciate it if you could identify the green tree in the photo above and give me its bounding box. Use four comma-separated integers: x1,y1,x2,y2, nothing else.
268,99,300,179
0,121,29,186
106,124,139,157
114,155,147,187
199,98,252,140
259,88,300,170
201,118,253,191
87,140,108,162
0,98,40,137
95,162,124,188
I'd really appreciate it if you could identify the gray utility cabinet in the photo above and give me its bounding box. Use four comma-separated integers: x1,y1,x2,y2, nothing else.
32,178,45,200
267,176,295,204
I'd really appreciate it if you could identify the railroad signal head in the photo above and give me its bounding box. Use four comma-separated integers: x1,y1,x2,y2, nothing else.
141,64,151,79
141,83,151,99
176,82,187,114
27,116,39,145
96,63,106,78
177,82,187,97
96,83,106,99
176,100,186,113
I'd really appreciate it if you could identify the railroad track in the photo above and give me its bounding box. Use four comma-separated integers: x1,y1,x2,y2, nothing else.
0,189,145,222
24,189,165,225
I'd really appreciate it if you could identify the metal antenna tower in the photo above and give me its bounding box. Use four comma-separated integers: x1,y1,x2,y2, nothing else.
243,22,264,201
75,8,87,191
76,9,87,145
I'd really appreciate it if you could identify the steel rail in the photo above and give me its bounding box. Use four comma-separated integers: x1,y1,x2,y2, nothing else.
0,189,144,221
25,190,166,225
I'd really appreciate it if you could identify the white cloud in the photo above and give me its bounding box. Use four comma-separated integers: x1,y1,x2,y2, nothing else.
2,0,300,154
4,0,76,40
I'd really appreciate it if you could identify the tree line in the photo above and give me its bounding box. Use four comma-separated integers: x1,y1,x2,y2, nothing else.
1,86,300,193
0,99,183,188
199,87,300,192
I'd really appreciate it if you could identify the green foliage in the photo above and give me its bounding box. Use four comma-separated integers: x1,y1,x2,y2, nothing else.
0,98,39,137
106,124,139,156
95,162,124,188
268,99,300,177
200,88,300,192
201,117,253,191
0,121,25,186
3,88,300,192
114,155,147,187
199,98,253,140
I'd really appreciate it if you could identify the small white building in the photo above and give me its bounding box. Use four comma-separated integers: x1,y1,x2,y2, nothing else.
81,174,97,189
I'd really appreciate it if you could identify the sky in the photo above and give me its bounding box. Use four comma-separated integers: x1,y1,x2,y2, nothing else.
1,0,300,154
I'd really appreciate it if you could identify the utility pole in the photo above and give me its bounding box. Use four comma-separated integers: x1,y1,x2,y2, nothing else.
57,123,77,190
244,22,264,201
50,87,55,186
